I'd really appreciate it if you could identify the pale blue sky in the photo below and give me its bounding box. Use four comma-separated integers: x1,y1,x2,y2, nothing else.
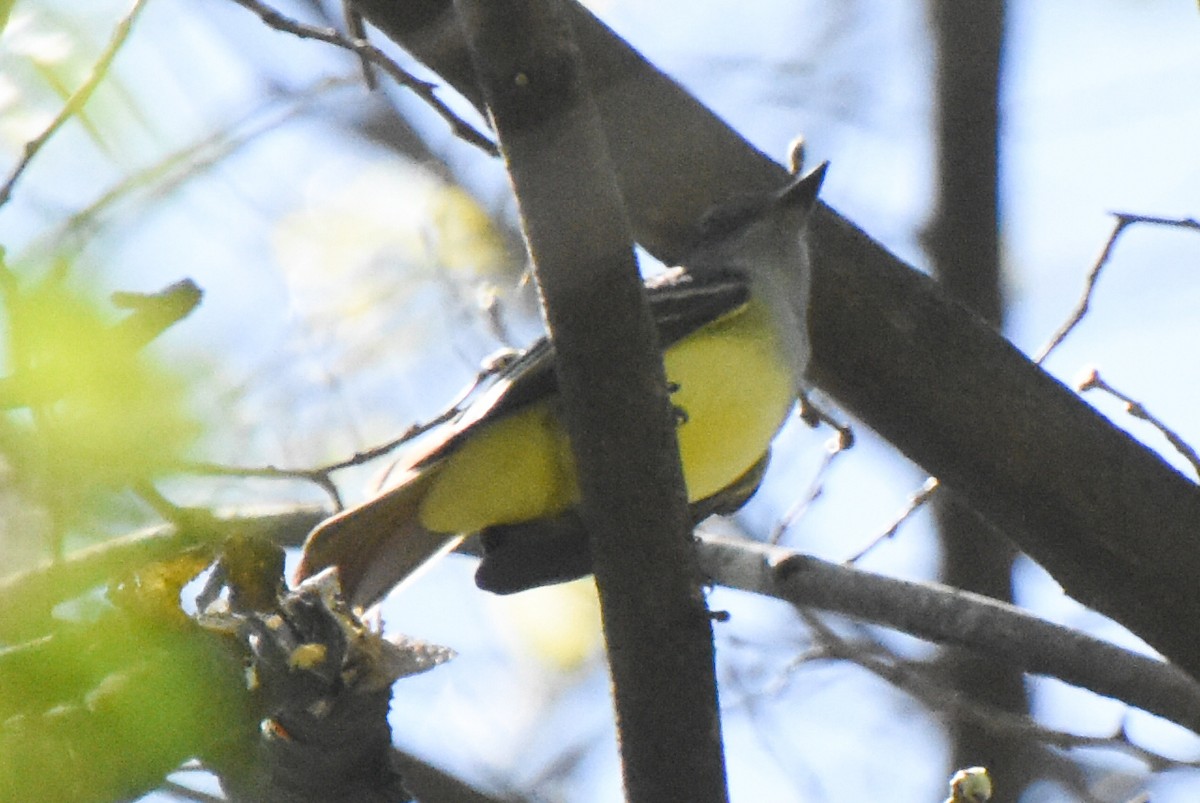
2,1,1199,800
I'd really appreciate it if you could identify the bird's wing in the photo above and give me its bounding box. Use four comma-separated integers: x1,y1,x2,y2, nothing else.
297,271,751,605
412,270,751,470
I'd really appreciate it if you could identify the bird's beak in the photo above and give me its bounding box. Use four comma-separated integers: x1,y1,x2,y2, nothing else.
777,161,829,213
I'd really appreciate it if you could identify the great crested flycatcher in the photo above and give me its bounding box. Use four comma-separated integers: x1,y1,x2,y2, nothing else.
296,162,827,607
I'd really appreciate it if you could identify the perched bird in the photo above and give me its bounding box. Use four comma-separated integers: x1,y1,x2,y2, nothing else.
297,162,828,608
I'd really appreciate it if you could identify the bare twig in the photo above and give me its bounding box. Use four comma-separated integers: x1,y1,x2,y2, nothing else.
769,423,852,545
180,412,445,510
1034,213,1200,365
797,616,1200,778
855,211,1200,563
227,0,498,155
179,352,506,507
342,0,377,89
27,76,358,261
182,460,346,510
1078,368,1200,479
0,0,151,208
847,476,940,563
795,389,854,443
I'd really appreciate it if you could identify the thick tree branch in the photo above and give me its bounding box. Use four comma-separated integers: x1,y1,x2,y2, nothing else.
696,534,1200,737
0,517,498,803
926,0,1029,790
349,0,1200,678
9,501,1197,798
451,1,727,799
0,507,327,642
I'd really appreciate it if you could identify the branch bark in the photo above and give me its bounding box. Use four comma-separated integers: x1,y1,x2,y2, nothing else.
926,0,1032,790
12,495,1198,798
451,1,727,800
696,533,1200,737
350,0,1200,678
0,506,326,643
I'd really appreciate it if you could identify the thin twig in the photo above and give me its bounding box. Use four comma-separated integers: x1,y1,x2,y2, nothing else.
1078,368,1200,479
228,0,498,155
769,423,852,545
1034,213,1200,365
25,76,358,262
179,353,508,507
858,211,1200,562
342,0,377,89
797,616,1200,776
178,405,444,510
796,389,854,445
847,476,940,563
159,779,227,803
0,0,152,208
792,611,1193,785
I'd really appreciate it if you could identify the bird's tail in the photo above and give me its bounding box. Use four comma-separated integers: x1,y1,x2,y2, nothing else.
295,467,460,609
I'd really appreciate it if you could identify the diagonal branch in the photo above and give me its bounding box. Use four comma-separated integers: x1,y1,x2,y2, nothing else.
348,0,1200,679
228,0,497,155
697,533,1200,737
451,1,727,799
0,506,327,642
1034,213,1200,364
0,0,151,208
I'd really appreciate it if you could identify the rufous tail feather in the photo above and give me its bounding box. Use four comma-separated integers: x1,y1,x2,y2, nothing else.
295,468,459,608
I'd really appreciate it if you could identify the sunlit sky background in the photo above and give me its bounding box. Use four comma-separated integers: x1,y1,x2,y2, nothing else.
2,0,1200,800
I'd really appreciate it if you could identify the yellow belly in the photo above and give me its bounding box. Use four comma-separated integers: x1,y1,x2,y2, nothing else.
418,300,794,533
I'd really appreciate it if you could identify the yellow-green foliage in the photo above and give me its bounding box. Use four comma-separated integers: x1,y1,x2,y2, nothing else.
0,268,200,536
0,587,251,803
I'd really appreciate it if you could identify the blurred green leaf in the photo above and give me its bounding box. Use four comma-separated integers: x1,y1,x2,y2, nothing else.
0,1,16,38
0,598,252,802
0,267,202,536
0,5,155,162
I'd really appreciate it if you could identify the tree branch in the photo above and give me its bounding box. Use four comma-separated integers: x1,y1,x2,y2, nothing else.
925,1,1027,790
348,0,1200,678
0,0,151,208
696,533,1200,737
1034,213,1200,364
227,0,497,155
451,1,727,799
0,507,327,642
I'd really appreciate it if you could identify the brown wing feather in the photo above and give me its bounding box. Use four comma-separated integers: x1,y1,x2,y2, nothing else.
296,271,752,606
296,467,459,608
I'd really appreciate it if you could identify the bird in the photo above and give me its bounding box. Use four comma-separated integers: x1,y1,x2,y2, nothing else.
296,161,828,608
